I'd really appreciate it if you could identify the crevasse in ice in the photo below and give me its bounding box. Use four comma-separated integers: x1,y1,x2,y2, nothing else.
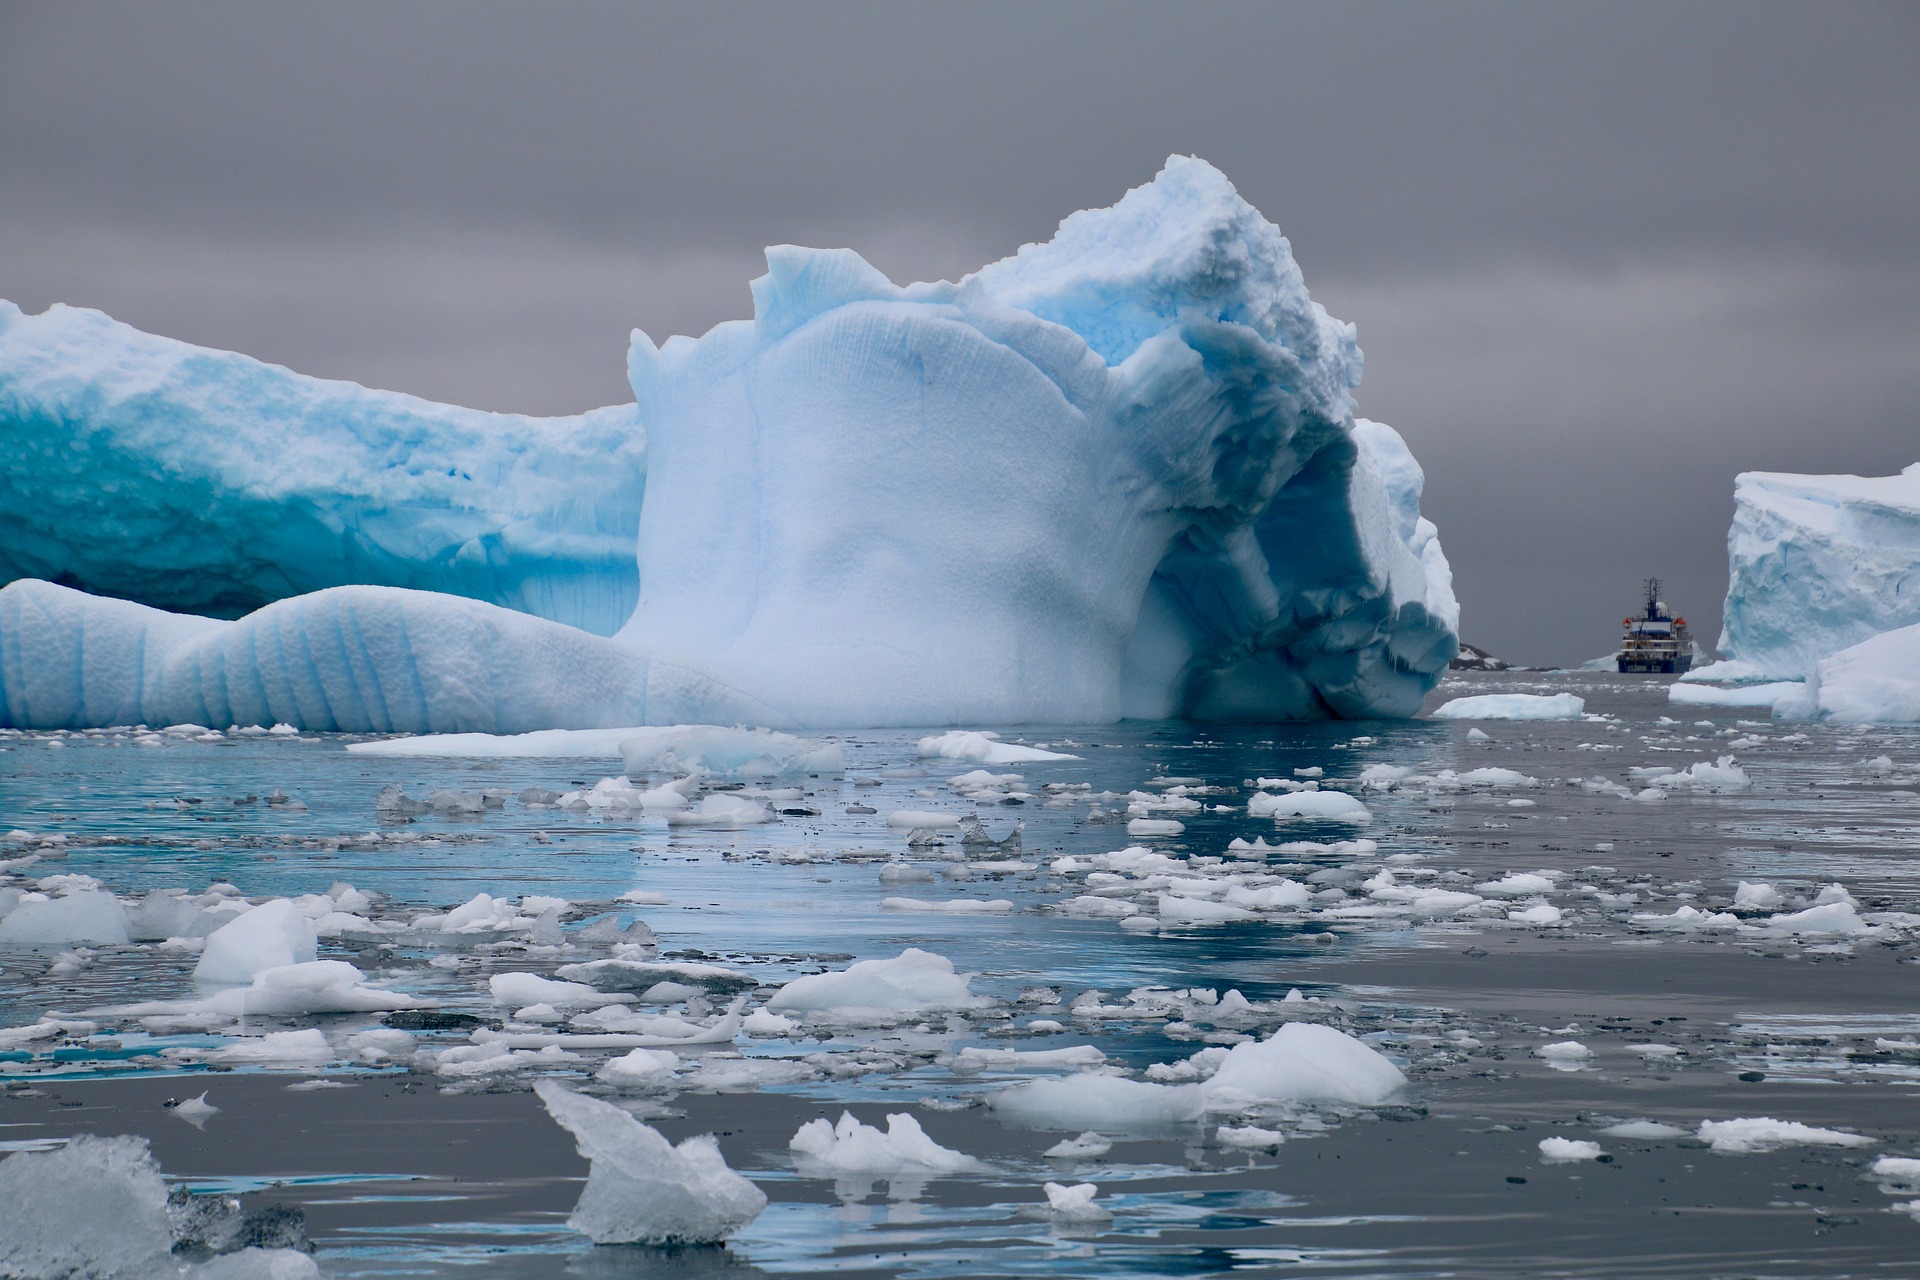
0,155,1457,731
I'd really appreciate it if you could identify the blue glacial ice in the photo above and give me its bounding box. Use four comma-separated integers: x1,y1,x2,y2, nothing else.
0,300,646,634
1715,465,1920,680
0,156,1457,731
1694,463,1920,721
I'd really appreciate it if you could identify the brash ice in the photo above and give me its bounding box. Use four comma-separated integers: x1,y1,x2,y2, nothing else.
0,157,1458,731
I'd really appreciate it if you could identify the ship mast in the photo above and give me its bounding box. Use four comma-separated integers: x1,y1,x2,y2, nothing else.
1643,577,1661,620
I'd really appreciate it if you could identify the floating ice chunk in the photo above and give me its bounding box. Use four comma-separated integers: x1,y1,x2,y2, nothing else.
534,1080,766,1244
1043,1132,1114,1159
1217,1124,1285,1149
1732,882,1786,911
1654,756,1751,792
1431,693,1585,720
194,900,316,986
208,1028,333,1066
1200,1023,1405,1106
1508,902,1564,926
1697,1117,1873,1153
491,972,636,1008
178,960,424,1016
665,793,771,828
768,948,990,1015
1155,894,1255,925
1466,727,1491,741
171,1091,219,1129
1764,900,1872,935
555,958,758,997
1631,905,1738,931
596,1048,681,1086
1222,880,1311,910
1871,1156,1920,1187
620,726,845,778
1477,872,1559,896
1601,1120,1689,1139
1126,817,1185,837
1539,1137,1604,1161
1041,1181,1109,1221
0,889,129,946
742,1008,798,1037
886,809,962,829
881,896,1014,914
1776,622,1920,723
1668,682,1803,708
1536,1041,1595,1068
0,1134,171,1276
790,1111,980,1174
916,731,1079,764
1247,790,1372,823
992,1074,1205,1129
953,1045,1108,1072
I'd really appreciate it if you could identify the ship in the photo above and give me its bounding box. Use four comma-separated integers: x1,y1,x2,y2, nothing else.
1616,578,1693,674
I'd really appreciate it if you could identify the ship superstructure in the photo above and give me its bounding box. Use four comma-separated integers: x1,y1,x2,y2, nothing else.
1616,578,1693,674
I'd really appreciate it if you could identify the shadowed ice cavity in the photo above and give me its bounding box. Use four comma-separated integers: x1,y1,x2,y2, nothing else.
0,156,1456,732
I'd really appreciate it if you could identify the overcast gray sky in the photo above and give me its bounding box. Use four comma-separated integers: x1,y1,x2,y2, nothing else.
4,1,1916,665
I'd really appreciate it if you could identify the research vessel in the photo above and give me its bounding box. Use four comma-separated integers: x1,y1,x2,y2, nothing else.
1616,578,1693,674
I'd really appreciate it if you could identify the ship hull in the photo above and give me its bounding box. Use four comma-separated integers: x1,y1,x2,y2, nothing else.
1617,654,1694,675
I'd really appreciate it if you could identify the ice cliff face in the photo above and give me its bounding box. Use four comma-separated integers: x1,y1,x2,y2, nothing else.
1709,464,1920,723
1720,466,1920,679
0,156,1457,731
0,302,646,635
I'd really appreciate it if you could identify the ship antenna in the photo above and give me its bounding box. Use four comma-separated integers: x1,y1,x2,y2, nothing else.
1644,576,1660,617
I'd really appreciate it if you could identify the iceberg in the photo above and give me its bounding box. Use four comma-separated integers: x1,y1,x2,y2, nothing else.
1720,466,1920,680
533,1080,766,1244
0,157,1457,730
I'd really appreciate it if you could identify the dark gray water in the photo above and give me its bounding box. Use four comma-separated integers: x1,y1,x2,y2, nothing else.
3,670,1918,1277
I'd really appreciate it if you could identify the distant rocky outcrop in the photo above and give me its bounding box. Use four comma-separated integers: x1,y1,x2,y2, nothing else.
1449,643,1512,672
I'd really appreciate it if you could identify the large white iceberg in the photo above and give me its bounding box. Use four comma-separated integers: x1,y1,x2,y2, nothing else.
0,156,1457,731
1720,466,1920,680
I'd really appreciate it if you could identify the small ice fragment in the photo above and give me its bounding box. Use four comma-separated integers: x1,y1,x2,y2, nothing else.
1217,1124,1285,1149
1043,1132,1112,1159
1732,881,1784,911
1696,1117,1874,1153
1871,1156,1920,1187
1042,1180,1109,1221
169,1091,219,1129
789,1111,980,1174
1539,1137,1604,1161
1600,1120,1688,1139
742,1008,798,1036
534,1080,765,1244
596,1048,680,1086
1431,693,1585,720
768,948,989,1014
1536,1041,1594,1069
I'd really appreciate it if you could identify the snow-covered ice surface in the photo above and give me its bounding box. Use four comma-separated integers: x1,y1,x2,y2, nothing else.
0,157,1457,732
3,670,1920,1275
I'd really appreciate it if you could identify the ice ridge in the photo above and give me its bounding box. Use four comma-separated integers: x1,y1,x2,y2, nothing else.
0,300,645,635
